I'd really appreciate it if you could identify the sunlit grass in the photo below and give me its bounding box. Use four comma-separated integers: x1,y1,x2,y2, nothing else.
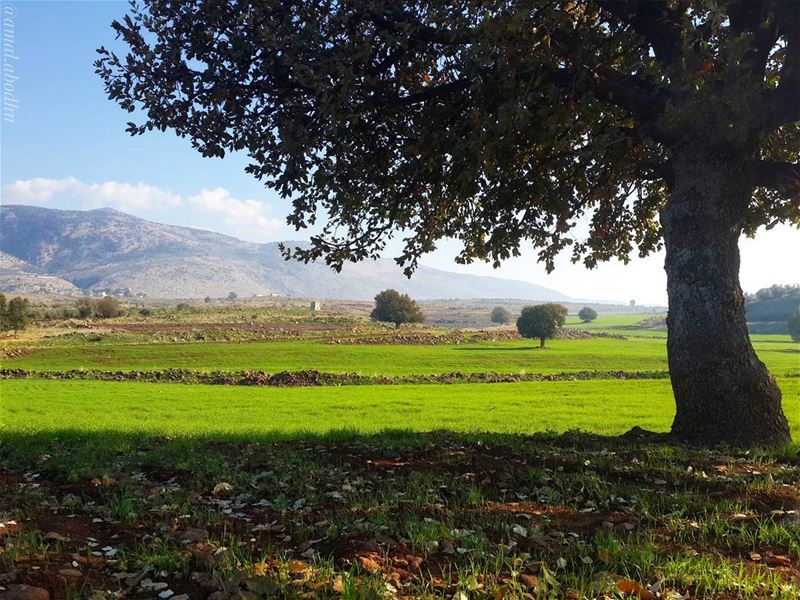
2,377,798,440
3,335,798,376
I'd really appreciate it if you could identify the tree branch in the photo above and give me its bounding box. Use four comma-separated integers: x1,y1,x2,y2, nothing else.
760,11,800,130
595,0,682,62
755,160,800,195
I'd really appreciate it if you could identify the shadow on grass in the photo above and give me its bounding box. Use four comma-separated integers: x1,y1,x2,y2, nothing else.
452,346,545,351
2,427,797,476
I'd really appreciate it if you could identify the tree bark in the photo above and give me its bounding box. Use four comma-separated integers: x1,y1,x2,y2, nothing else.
662,144,791,447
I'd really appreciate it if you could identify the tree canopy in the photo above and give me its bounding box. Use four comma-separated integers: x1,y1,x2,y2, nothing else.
516,303,567,347
2,296,31,332
578,306,598,322
96,0,799,275
371,289,425,327
490,306,513,324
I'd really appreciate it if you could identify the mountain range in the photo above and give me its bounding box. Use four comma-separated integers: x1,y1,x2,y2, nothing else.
0,204,571,301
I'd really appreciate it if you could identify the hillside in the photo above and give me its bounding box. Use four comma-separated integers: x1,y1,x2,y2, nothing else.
0,205,571,301
0,251,81,296
745,285,800,334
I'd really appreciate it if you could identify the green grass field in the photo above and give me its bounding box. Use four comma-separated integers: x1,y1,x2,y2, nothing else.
3,310,800,599
5,335,799,376
3,377,798,439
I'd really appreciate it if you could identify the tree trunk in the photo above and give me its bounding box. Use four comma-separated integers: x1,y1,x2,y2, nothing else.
663,145,790,447
540,337,545,348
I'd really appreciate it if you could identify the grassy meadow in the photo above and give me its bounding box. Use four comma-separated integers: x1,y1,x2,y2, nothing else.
1,306,799,598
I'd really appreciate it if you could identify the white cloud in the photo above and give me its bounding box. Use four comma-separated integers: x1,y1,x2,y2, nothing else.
2,177,285,243
1,176,181,211
189,187,283,242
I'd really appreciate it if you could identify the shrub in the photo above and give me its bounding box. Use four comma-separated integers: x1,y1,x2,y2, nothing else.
370,289,424,328
490,306,512,325
96,296,124,318
176,303,191,311
75,297,95,318
578,306,598,323
516,303,568,348
789,308,800,342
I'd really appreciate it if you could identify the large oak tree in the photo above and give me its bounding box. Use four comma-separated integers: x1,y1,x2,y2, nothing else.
97,0,800,446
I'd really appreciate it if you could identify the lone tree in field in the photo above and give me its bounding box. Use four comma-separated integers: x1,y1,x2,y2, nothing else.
490,306,513,325
578,307,598,323
3,297,31,333
371,289,424,328
789,308,800,342
517,304,568,348
97,1,800,445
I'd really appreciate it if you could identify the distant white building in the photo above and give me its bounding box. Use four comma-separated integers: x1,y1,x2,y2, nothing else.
310,301,322,311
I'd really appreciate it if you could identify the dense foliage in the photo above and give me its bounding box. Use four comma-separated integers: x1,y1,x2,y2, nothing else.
96,1,799,274
516,303,568,347
490,306,513,325
370,289,425,328
74,296,125,319
578,306,598,323
0,294,31,332
746,284,800,303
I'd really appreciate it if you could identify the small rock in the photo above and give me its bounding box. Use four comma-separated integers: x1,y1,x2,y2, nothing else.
5,585,51,600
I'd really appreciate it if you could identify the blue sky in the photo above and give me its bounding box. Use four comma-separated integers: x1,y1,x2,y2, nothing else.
1,1,797,305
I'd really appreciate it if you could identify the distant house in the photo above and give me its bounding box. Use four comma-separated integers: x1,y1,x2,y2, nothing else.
310,301,322,311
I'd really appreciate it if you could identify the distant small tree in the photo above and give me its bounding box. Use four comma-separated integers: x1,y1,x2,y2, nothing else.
516,304,568,348
578,307,598,323
96,296,124,318
227,292,238,301
139,307,153,317
76,297,95,319
176,302,191,311
5,297,31,332
789,309,800,343
371,289,424,329
490,306,512,325
204,296,213,303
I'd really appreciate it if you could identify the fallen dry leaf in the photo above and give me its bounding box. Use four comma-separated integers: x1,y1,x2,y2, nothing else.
617,578,655,600
358,555,382,572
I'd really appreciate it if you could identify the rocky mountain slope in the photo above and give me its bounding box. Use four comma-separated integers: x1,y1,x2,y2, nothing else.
0,251,81,296
0,205,571,301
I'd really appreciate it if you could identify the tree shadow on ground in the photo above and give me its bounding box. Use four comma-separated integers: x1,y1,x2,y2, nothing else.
2,428,798,599
452,346,545,351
